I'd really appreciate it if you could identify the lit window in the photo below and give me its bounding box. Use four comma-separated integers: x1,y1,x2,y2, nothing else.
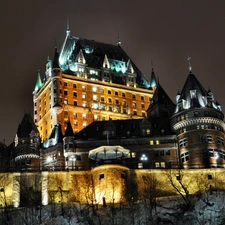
138,163,143,169
156,140,160,145
64,99,68,104
94,115,98,121
133,102,136,107
82,114,87,119
146,129,150,134
82,93,86,99
150,140,154,145
92,87,97,92
217,136,224,145
93,95,98,101
83,122,87,127
82,102,87,107
82,85,86,90
181,151,190,163
202,135,213,143
93,103,98,109
74,112,77,118
179,138,188,148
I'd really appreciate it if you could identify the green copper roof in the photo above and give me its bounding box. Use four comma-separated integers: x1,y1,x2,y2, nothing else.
34,69,43,92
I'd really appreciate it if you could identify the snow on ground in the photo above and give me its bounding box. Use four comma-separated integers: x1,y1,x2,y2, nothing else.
1,191,225,224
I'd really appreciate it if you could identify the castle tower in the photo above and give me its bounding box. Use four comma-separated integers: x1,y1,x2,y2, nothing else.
171,71,225,168
63,120,76,170
89,146,130,204
33,27,154,142
13,114,41,171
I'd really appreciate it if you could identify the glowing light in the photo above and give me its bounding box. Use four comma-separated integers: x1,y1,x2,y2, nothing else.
92,87,97,92
141,154,148,161
46,156,53,163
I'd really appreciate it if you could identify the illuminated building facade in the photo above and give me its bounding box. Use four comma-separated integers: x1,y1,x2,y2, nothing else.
33,27,156,142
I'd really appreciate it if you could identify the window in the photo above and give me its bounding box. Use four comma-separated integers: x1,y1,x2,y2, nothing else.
101,97,104,102
179,138,188,148
73,84,77,88
181,151,189,163
201,135,213,143
73,92,77,97
100,88,104,93
82,114,87,119
115,91,118,96
100,174,104,179
82,102,87,107
82,93,86,99
122,92,125,97
108,98,112,103
64,82,67,87
74,101,77,106
217,136,224,145
76,155,81,161
64,111,68,116
141,103,145,109
82,85,86,90
146,129,150,135
93,95,97,101
133,102,136,107
94,115,98,121
150,140,154,145
108,90,111,94
141,96,144,100
92,87,97,92
133,110,137,115
64,90,68,95
74,112,77,118
64,99,68,104
132,94,136,99
115,99,119,104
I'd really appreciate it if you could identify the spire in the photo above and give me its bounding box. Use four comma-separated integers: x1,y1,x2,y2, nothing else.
187,56,192,72
65,120,74,137
34,69,43,92
52,45,59,68
117,27,121,46
66,19,70,37
149,65,157,88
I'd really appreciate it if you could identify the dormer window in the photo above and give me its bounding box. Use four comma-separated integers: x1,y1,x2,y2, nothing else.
190,90,196,99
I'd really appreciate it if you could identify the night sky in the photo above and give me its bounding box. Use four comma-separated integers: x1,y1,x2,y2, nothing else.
1,0,225,144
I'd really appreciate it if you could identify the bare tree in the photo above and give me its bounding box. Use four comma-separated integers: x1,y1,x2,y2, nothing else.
166,169,192,211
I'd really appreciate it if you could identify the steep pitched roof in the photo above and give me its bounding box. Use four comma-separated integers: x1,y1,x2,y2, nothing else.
34,69,43,92
147,83,175,117
58,30,150,88
180,72,207,100
17,114,39,138
52,46,59,68
149,68,157,88
65,121,74,137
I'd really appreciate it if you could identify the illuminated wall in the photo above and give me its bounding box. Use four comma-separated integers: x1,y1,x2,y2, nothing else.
33,70,153,141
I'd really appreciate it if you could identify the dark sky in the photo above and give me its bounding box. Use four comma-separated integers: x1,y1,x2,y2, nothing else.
1,0,225,144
